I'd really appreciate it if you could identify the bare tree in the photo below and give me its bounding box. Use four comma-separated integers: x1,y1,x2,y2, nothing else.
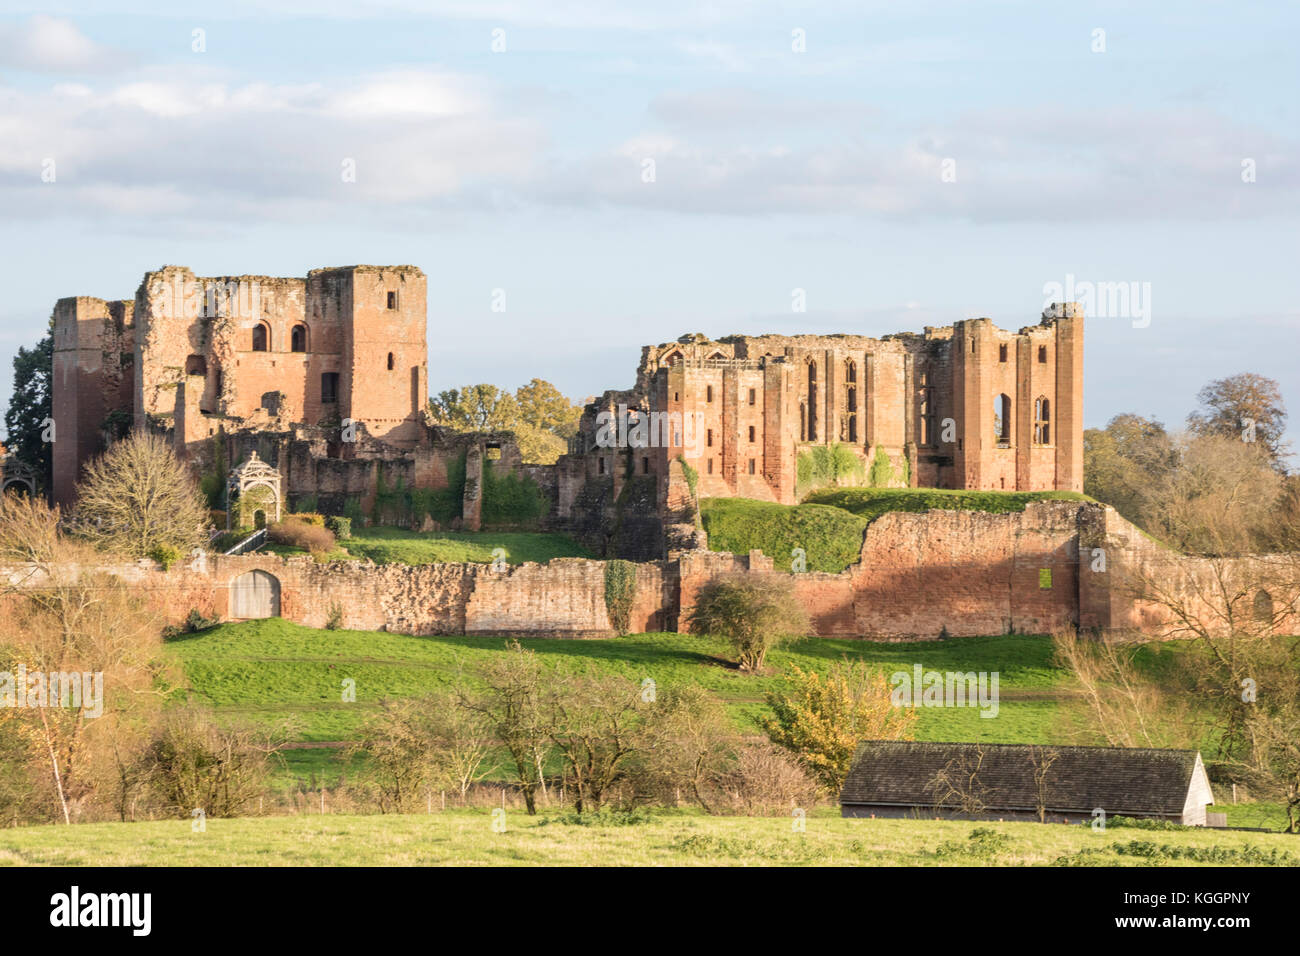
458,641,553,815
544,670,646,813
144,705,286,818
70,430,207,559
348,698,443,814
1027,746,1060,824
0,494,171,824
639,685,735,812
1115,545,1300,831
928,745,988,817
427,693,493,802
1052,628,1191,749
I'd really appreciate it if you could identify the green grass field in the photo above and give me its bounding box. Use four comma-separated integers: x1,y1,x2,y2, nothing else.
2,809,1292,867
172,620,1067,751
170,620,1285,824
262,526,592,565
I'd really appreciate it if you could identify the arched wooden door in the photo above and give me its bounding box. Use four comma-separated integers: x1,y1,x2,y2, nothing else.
230,570,281,619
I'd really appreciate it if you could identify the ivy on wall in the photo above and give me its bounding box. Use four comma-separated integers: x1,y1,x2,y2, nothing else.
603,559,637,636
481,460,547,526
372,453,467,527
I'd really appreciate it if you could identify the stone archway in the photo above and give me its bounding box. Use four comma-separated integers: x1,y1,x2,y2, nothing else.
229,569,281,619
228,451,283,530
1,457,37,497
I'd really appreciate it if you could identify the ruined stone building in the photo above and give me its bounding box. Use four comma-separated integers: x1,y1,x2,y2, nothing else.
554,305,1084,541
49,262,1084,558
52,265,439,512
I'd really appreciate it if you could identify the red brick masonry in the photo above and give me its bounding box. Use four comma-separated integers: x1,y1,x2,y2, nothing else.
4,503,1290,640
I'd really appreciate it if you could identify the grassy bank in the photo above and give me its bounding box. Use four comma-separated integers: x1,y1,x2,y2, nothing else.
262,526,592,565
699,497,868,572
1,810,1291,867
803,487,1092,523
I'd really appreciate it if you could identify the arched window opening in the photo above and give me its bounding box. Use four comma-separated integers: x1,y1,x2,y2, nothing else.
1253,590,1274,626
919,370,935,446
1033,396,1051,445
994,393,1012,447
806,360,818,442
252,322,270,352
291,324,308,353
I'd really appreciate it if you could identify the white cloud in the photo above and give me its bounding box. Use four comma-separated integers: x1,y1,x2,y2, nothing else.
0,15,125,73
0,66,544,221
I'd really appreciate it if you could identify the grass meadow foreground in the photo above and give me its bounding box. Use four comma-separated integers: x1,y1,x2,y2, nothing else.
1,810,1294,867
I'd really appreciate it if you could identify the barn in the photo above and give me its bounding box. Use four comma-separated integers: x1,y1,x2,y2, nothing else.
840,741,1216,826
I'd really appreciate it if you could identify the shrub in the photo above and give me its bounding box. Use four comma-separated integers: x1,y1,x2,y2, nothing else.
268,518,336,554
797,443,865,495
148,543,183,570
687,573,810,671
162,608,220,640
144,706,282,818
326,515,352,540
290,512,326,527
720,742,820,815
763,662,916,792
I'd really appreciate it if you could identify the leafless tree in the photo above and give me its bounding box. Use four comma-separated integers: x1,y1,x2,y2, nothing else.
70,430,207,559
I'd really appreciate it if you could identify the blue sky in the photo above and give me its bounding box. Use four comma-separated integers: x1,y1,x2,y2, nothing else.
1,1,1296,457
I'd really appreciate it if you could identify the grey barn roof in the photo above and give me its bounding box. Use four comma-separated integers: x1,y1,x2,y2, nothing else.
840,741,1203,816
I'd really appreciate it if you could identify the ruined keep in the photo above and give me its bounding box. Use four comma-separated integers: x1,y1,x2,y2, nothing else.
49,263,1084,559
548,305,1084,554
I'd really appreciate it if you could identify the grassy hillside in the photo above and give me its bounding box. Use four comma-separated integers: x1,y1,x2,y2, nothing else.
699,497,868,572
175,620,1090,786
1,810,1291,867
803,487,1092,524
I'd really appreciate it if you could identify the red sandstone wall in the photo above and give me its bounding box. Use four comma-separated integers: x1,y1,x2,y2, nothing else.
4,504,1289,642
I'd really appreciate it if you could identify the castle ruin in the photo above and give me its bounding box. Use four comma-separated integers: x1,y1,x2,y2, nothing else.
49,263,1084,557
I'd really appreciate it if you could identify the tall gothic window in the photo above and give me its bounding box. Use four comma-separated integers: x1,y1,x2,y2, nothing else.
919,369,935,446
1033,396,1051,445
994,393,1012,447
806,359,818,442
845,360,858,443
